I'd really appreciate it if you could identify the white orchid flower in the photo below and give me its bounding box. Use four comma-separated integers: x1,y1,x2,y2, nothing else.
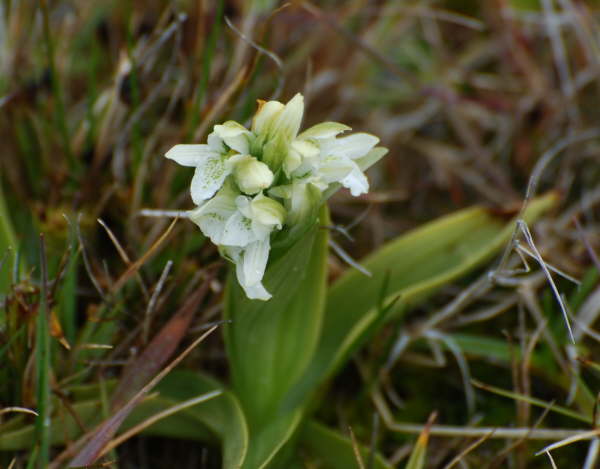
294,123,383,196
251,93,304,171
223,193,286,300
163,92,388,301
189,181,285,300
165,122,254,204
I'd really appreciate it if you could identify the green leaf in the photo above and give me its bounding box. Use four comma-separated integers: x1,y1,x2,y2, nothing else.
224,206,330,466
156,371,249,469
286,193,558,408
300,420,392,469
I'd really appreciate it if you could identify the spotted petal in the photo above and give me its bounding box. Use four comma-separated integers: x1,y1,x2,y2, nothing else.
190,155,231,204
221,210,256,247
189,184,237,244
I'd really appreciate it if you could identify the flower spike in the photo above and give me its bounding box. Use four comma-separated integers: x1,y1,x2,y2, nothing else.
165,93,387,300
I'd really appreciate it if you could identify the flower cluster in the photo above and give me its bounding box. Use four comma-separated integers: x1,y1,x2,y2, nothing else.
165,93,387,300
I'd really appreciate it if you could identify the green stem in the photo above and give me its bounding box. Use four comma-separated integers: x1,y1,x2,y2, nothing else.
35,235,51,468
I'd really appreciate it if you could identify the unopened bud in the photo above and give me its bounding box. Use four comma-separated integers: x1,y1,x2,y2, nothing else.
233,156,274,195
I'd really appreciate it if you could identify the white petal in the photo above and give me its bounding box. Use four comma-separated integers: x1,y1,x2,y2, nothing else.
207,132,226,152
285,139,321,177
283,147,302,176
235,195,252,219
242,282,271,301
241,238,270,288
213,121,252,154
252,100,285,134
291,139,320,159
190,155,230,204
229,240,272,301
298,122,351,140
226,135,251,154
250,193,286,228
272,93,304,141
165,145,220,167
318,154,354,184
213,120,250,138
189,189,237,244
251,221,271,240
190,209,229,244
341,162,369,196
221,211,255,247
356,147,389,171
321,133,379,160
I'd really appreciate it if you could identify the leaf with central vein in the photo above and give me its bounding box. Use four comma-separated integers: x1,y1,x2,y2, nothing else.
224,207,329,467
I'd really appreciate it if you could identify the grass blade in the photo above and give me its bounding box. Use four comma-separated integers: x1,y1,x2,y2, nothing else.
34,234,51,468
288,193,559,408
68,325,219,466
405,413,435,469
0,180,19,294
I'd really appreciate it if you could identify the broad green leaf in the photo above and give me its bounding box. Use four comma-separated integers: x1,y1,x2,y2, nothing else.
225,208,329,424
300,420,392,469
156,371,248,469
241,409,303,469
0,371,248,469
286,193,558,408
224,207,329,468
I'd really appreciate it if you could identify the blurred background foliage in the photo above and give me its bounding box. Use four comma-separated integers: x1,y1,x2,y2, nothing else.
2,0,600,467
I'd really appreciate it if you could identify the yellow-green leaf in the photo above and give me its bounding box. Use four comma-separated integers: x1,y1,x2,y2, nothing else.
287,193,558,408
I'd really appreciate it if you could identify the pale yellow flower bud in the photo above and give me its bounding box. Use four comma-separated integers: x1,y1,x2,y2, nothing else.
233,155,274,195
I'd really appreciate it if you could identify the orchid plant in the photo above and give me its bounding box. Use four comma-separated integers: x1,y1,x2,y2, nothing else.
165,94,387,300
152,96,555,468
0,91,557,468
